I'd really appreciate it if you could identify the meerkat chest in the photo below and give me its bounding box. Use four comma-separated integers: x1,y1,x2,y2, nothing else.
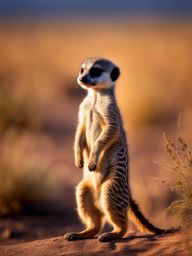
85,105,104,145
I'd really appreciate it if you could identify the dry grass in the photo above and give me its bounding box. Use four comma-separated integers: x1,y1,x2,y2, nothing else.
0,78,40,133
0,130,61,216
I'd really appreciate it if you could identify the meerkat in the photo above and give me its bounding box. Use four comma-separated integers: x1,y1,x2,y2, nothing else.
64,57,174,242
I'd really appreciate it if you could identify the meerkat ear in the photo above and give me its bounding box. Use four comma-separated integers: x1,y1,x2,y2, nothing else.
111,67,120,81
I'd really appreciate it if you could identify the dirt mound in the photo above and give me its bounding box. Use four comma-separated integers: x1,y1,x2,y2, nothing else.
0,232,188,256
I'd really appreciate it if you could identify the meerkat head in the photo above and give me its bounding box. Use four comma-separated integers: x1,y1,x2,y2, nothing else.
77,57,120,90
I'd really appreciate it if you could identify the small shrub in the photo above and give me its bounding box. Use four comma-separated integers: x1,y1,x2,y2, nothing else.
0,130,61,216
156,121,192,252
157,132,192,224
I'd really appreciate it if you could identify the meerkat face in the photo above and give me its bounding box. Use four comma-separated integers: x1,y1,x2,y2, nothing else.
77,57,120,90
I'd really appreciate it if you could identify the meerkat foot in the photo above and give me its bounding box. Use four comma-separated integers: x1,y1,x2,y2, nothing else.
64,232,88,241
98,232,123,242
64,230,97,241
64,232,81,241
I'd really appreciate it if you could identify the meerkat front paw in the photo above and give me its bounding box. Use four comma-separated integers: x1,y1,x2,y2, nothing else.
88,161,97,171
88,153,98,171
75,153,84,168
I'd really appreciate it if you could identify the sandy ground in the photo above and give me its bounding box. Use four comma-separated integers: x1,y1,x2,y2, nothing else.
0,232,188,256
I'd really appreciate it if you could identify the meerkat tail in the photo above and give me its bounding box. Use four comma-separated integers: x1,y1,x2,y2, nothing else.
128,196,178,235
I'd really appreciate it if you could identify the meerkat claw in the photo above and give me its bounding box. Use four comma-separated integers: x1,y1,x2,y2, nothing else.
79,159,84,168
99,233,112,242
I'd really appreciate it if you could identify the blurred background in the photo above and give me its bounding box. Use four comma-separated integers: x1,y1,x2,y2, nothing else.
0,0,191,244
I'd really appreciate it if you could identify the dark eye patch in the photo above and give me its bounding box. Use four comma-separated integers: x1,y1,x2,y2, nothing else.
111,67,120,81
80,67,84,74
90,67,103,77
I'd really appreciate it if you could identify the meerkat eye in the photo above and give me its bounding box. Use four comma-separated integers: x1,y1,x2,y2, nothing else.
80,67,84,74
90,67,103,77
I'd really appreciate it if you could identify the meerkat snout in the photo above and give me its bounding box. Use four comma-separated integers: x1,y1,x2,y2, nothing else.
77,57,120,90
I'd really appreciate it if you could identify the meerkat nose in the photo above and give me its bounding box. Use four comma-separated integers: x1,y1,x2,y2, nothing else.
81,76,89,84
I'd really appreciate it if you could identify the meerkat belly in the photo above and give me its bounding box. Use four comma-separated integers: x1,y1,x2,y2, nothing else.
85,109,102,149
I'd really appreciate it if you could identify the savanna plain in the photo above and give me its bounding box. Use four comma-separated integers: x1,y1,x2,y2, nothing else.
0,19,191,255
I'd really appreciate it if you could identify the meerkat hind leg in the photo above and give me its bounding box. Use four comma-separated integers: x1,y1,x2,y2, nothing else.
99,182,128,242
99,209,127,242
64,181,102,241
